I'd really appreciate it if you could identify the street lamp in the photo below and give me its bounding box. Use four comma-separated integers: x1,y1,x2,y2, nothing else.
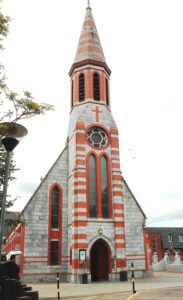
0,122,27,261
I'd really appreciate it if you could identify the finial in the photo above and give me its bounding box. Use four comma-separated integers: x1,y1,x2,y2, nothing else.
87,0,91,8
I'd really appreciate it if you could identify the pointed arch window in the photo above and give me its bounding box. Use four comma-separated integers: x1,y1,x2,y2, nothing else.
48,184,62,266
100,155,109,218
93,73,100,101
79,73,85,102
88,153,112,219
105,79,109,106
51,186,60,229
89,154,97,218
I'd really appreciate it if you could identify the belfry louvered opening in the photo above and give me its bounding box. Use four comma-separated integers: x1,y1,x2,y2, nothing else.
93,73,100,101
79,73,85,101
105,79,109,106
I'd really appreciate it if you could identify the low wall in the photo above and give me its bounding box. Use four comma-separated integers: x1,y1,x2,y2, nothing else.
153,253,183,273
166,264,183,272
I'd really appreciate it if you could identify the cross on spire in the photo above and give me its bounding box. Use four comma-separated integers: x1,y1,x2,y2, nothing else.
92,106,102,122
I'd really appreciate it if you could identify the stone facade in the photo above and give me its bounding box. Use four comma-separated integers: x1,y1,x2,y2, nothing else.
3,5,152,283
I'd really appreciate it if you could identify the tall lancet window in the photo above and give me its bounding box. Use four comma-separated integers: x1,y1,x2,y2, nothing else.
89,154,97,217
93,73,100,101
100,155,109,218
48,184,62,266
79,73,85,101
51,186,60,228
105,79,109,106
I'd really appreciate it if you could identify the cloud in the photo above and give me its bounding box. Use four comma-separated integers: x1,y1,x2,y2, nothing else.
148,207,183,227
165,191,183,200
16,181,37,194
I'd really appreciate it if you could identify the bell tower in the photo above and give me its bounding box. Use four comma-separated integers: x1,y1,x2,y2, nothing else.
67,4,126,283
69,4,111,108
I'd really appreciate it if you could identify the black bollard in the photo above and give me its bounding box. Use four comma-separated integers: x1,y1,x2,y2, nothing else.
131,262,136,294
57,271,60,300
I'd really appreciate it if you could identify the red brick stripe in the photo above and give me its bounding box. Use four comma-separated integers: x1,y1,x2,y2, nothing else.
72,243,87,249
112,175,123,181
115,243,126,249
113,191,123,196
115,222,125,227
115,234,125,239
72,234,87,239
73,189,86,195
73,172,86,179
114,203,124,210
72,202,87,208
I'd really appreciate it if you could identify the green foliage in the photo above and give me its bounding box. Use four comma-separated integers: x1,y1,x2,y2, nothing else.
4,216,25,227
0,141,18,212
0,10,10,50
0,85,54,123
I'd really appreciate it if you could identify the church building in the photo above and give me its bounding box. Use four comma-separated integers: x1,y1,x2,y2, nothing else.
3,4,152,283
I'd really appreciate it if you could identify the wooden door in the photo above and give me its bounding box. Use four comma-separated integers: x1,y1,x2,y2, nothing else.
90,239,109,281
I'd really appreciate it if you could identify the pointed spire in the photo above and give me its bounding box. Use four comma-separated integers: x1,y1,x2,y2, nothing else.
73,5,106,64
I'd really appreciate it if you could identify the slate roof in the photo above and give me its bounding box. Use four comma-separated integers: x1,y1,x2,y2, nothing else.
146,227,183,249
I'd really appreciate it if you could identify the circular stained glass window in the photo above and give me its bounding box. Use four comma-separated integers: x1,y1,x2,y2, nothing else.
87,127,108,148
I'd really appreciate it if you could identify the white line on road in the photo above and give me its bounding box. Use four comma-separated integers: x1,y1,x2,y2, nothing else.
126,292,139,300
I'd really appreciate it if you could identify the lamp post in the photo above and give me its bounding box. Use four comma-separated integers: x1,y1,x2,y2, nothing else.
0,122,27,261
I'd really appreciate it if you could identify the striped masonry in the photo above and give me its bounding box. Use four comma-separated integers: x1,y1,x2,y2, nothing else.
74,7,106,64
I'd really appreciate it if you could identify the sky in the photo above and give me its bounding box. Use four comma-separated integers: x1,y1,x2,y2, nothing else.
1,0,183,227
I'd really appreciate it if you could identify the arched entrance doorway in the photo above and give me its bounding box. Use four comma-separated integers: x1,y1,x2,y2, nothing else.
90,238,110,282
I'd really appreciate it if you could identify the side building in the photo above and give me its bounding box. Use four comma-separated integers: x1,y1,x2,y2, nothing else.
3,4,152,283
147,227,183,262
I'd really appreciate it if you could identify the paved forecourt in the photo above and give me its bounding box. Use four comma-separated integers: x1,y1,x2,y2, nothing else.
62,287,183,300
27,272,183,300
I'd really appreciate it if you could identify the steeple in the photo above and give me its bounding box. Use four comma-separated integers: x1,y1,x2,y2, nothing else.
69,5,111,108
74,5,106,64
69,5,111,76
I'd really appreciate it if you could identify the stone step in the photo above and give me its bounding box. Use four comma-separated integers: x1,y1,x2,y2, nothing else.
17,286,33,297
24,290,39,300
16,297,32,300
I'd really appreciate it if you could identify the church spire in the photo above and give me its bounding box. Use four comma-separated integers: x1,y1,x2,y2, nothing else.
73,5,107,65
69,4,111,108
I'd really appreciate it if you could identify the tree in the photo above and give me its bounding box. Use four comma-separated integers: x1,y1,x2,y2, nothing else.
0,3,54,227
0,140,18,205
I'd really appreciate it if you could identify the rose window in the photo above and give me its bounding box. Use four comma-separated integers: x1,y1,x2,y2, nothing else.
86,127,108,148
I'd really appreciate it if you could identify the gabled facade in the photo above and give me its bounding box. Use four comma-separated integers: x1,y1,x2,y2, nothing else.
3,4,152,283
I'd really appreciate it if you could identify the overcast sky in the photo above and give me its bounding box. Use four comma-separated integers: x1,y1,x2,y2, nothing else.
1,0,183,227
